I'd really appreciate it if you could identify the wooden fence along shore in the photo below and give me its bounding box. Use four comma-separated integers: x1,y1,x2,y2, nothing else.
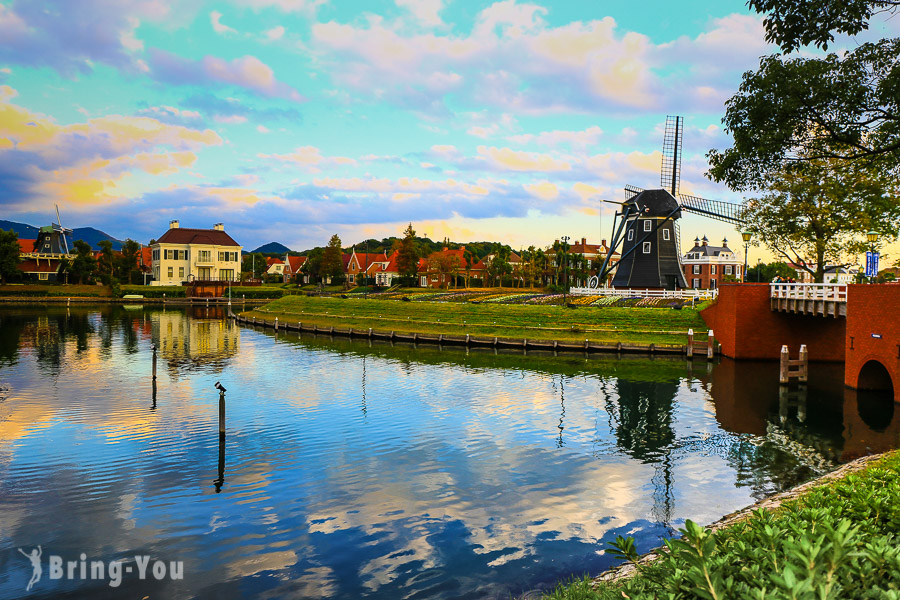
230,313,718,358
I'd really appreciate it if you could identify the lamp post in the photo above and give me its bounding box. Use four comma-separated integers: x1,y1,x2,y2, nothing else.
741,231,752,283
866,230,880,282
561,235,570,303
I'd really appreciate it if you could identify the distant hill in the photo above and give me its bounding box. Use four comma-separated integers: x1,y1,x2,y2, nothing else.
0,219,124,251
251,242,291,254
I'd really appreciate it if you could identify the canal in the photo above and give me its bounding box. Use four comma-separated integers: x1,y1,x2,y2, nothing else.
0,305,896,599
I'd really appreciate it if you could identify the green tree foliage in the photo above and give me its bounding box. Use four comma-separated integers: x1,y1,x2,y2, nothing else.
68,240,98,284
0,229,21,284
745,261,801,283
484,243,511,287
241,253,267,279
396,224,420,282
97,240,115,283
322,234,345,283
301,247,325,283
708,1,899,190
462,247,478,288
743,157,900,282
116,239,141,284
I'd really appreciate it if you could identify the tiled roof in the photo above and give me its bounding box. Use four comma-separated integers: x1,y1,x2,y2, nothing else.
17,239,37,253
266,257,284,266
285,256,306,272
686,244,734,258
155,228,240,247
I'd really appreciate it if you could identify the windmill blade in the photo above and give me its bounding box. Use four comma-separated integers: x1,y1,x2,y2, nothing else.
678,193,746,226
55,203,71,254
624,184,643,201
660,115,683,197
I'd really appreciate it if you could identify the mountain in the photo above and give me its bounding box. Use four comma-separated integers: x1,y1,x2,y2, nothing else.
0,219,124,251
251,242,291,254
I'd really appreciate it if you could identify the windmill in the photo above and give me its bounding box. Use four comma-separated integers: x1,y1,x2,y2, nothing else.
595,116,746,290
53,204,73,255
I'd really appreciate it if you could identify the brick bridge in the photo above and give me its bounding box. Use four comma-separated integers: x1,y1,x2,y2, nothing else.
701,283,899,403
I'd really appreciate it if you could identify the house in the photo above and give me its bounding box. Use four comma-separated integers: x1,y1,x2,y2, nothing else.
682,236,743,289
824,265,860,284
17,227,73,282
347,250,389,285
419,246,486,288
283,255,307,283
265,257,285,277
150,221,242,286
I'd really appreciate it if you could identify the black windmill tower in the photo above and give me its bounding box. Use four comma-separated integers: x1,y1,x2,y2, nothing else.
598,116,746,290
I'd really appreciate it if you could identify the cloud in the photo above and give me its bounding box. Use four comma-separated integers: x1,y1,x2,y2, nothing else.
508,125,603,149
136,105,203,126
257,146,358,173
180,92,303,123
264,25,285,41
233,0,326,13
210,11,237,35
524,181,558,200
477,146,571,172
148,49,305,102
395,0,445,28
0,87,221,209
0,0,169,77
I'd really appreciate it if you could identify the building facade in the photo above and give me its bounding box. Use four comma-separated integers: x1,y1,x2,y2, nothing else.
682,236,742,289
150,221,242,286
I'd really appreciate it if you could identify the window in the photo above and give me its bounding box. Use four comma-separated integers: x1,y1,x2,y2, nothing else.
39,272,49,280
736,266,740,277
627,230,634,241
711,265,717,275
692,278,701,289
219,252,225,262
693,265,701,274
220,269,235,281
710,280,717,289
725,265,733,275
643,220,652,232
642,241,651,254
164,249,172,260
349,274,355,283
662,228,670,241
178,267,184,278
198,250,211,262
167,266,173,278
431,275,438,281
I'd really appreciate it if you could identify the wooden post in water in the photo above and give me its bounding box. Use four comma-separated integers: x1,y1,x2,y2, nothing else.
798,344,808,383
274,317,278,331
707,329,715,359
151,343,157,381
687,329,694,358
779,345,790,384
215,382,227,437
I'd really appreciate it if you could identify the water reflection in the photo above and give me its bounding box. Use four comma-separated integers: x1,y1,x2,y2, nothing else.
0,305,897,600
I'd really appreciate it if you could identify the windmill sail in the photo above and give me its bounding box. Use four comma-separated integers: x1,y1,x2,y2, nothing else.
53,203,73,254
678,193,745,226
660,115,683,197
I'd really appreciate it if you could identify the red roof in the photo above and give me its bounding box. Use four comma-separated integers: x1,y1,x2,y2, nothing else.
342,254,351,270
155,227,240,247
17,239,36,253
285,255,306,272
266,257,284,266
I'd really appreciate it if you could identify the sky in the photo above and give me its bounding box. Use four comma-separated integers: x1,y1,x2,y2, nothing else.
0,0,897,260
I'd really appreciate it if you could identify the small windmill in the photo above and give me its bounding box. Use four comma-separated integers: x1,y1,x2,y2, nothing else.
596,116,746,289
53,204,73,255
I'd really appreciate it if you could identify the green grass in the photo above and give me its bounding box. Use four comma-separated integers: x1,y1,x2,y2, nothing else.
542,451,900,600
0,283,109,297
244,295,708,346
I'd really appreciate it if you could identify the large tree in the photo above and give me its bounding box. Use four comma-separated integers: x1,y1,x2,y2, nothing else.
68,240,97,284
0,229,21,284
241,253,267,280
742,156,900,282
708,1,900,190
116,239,141,284
97,240,115,282
395,224,420,283
322,234,345,284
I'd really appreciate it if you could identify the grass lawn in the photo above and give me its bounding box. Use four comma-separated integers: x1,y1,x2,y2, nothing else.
543,450,900,599
0,283,110,297
243,295,708,346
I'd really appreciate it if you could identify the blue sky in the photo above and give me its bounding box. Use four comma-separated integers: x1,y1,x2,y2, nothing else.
1,0,896,255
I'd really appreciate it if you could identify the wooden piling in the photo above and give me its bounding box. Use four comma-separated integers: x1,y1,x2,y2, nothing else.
152,344,157,381
274,317,278,331
798,344,808,383
707,329,715,359
218,390,226,437
687,328,694,358
779,345,790,384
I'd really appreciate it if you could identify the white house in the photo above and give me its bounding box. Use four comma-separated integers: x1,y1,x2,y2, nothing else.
150,221,242,286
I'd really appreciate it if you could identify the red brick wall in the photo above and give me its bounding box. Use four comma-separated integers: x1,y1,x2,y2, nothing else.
701,283,846,362
844,285,900,402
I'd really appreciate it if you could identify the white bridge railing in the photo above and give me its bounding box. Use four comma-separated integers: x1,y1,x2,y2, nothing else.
568,287,718,300
770,283,848,302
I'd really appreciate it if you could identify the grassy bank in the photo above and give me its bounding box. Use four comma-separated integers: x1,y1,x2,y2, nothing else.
243,294,708,346
543,450,900,599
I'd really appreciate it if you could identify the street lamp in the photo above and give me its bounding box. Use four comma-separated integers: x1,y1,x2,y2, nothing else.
741,231,752,283
561,235,570,303
867,230,880,282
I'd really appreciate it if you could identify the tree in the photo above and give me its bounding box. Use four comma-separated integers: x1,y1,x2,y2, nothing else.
0,229,20,284
427,251,460,289
485,243,511,287
708,1,900,190
463,247,478,288
241,253,267,280
301,248,325,283
322,234,345,284
116,239,141,284
68,240,97,284
742,157,900,282
745,261,800,283
396,224,420,284
97,240,115,283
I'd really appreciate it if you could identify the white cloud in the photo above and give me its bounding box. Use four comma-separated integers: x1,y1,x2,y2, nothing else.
395,0,445,28
210,11,238,35
509,125,603,149
264,25,285,40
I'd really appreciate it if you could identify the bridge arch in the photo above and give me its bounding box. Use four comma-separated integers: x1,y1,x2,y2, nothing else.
857,359,894,392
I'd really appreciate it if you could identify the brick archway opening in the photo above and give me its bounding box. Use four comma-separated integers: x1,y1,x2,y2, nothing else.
856,360,895,432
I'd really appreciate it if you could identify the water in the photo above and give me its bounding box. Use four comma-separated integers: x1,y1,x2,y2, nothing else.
0,305,896,599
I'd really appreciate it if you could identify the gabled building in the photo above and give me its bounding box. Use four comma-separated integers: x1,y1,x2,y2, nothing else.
347,250,389,285
265,257,285,277
150,221,242,286
283,255,307,283
17,227,73,282
682,236,742,289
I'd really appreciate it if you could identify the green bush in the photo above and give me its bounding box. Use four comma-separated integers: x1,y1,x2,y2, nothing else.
119,285,186,298
231,287,284,299
546,452,900,599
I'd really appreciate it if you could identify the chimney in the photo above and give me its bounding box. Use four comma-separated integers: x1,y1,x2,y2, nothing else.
722,237,728,248
694,237,700,247
581,237,586,246
602,239,607,248
214,223,224,231
702,235,709,246
169,220,179,229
